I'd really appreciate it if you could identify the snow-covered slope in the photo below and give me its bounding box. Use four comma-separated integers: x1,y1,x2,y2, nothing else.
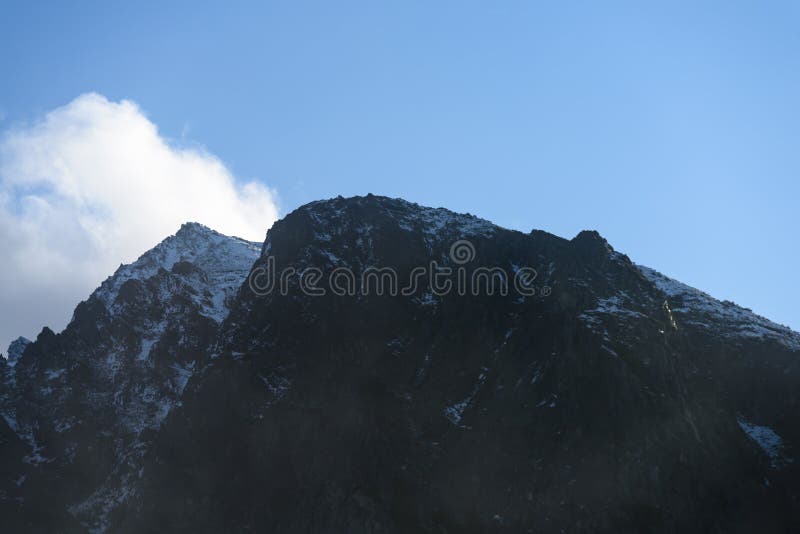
93,222,261,322
5,337,31,368
638,265,800,352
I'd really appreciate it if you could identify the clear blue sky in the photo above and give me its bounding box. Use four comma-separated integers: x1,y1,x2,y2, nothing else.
2,0,798,330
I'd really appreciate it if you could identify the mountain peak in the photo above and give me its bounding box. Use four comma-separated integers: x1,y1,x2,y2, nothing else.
91,223,261,314
299,194,491,223
257,194,501,263
5,336,31,367
571,229,610,247
175,221,216,237
570,229,615,258
281,194,499,243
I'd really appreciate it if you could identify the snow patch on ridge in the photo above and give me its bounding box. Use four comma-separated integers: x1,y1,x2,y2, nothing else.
638,265,800,352
580,295,646,322
737,416,792,468
578,294,647,344
445,368,489,427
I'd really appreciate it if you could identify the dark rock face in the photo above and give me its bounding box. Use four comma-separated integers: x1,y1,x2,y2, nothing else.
1,196,798,533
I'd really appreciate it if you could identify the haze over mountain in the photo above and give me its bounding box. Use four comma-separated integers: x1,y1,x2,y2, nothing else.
1,195,797,532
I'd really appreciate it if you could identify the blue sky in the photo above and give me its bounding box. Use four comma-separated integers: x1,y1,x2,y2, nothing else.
1,0,799,334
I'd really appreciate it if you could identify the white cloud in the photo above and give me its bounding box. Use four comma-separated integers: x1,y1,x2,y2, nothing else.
0,93,279,350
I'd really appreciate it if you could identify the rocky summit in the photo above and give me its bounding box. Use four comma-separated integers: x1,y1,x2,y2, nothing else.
1,195,798,533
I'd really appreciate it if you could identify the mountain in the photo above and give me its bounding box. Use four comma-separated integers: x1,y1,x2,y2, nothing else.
0,222,261,532
1,195,798,533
